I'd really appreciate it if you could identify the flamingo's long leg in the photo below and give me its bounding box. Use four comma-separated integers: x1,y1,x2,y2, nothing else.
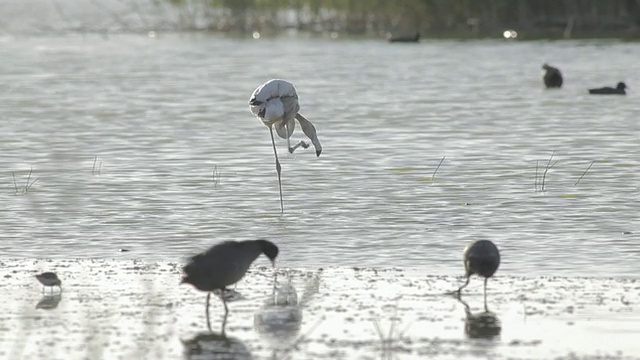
288,140,310,153
269,126,284,214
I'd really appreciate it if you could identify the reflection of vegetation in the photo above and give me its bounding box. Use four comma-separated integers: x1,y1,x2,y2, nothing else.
12,168,38,195
165,0,640,38
371,301,412,360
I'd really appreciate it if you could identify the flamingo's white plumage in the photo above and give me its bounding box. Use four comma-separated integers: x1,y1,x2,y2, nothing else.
249,79,322,213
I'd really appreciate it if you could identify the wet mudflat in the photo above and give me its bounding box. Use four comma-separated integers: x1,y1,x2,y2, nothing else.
1,259,638,360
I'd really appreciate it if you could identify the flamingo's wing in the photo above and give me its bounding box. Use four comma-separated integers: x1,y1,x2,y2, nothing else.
295,113,322,157
275,118,295,139
273,95,300,139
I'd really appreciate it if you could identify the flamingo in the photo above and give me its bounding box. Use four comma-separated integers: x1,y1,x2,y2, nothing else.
249,79,322,213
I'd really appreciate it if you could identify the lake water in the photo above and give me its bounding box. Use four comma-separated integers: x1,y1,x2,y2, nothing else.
1,3,639,278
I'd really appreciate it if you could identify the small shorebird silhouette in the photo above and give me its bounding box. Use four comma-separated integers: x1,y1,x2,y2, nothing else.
542,63,563,88
454,240,500,309
181,239,279,333
249,79,322,214
35,272,62,294
588,82,627,95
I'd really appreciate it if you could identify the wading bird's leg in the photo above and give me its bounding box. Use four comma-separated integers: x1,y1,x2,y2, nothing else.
221,313,228,336
221,292,229,317
220,290,229,335
456,295,472,319
483,278,488,311
288,140,310,154
205,292,212,332
272,271,279,304
289,141,309,154
269,126,284,214
283,118,309,154
455,276,471,297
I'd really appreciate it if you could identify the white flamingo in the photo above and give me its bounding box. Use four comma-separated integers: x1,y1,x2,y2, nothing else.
249,79,322,213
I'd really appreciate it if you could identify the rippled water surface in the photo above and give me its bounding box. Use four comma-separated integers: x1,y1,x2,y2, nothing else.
1,31,639,277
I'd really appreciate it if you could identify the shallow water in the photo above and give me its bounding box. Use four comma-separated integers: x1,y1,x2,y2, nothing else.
2,260,639,360
1,29,639,277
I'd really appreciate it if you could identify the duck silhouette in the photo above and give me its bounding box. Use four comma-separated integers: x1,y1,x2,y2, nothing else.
588,82,627,95
388,32,420,43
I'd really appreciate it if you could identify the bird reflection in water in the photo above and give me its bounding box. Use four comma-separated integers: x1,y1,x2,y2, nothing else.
35,294,62,310
182,331,252,360
254,272,303,344
255,270,323,358
456,296,501,340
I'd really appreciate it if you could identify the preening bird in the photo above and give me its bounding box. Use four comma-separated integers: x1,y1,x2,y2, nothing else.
455,240,500,308
542,63,563,88
249,79,322,213
181,239,279,333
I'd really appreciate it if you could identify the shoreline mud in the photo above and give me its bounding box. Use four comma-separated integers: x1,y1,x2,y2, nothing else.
1,258,638,359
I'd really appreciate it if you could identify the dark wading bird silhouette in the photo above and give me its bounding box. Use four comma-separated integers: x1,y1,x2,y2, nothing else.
542,63,563,88
588,82,627,95
249,79,322,214
454,240,500,309
181,239,279,333
35,272,62,294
